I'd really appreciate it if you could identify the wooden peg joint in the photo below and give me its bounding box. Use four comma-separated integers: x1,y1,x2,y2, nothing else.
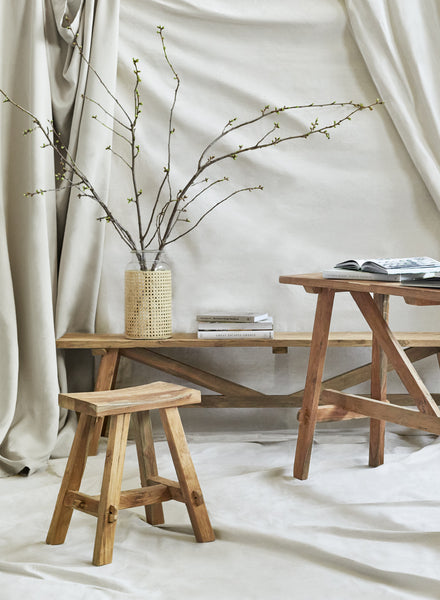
191,490,205,507
108,505,118,523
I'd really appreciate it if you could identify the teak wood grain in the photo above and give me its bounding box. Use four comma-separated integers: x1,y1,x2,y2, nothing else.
47,383,215,566
57,331,440,348
369,293,389,467
46,413,95,545
88,348,121,455
160,406,215,543
322,390,440,435
121,347,265,397
93,412,130,566
279,273,440,480
56,335,440,411
293,288,335,480
350,291,440,417
132,410,165,525
57,330,440,415
59,381,201,416
279,273,440,305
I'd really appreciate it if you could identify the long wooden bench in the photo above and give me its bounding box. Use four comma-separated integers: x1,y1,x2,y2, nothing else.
57,332,440,412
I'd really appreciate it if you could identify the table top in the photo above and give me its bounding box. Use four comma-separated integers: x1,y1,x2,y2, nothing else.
279,273,440,306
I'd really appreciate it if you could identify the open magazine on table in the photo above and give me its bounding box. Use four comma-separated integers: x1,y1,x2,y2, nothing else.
333,256,440,275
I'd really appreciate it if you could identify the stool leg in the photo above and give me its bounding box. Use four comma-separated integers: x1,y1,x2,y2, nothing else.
160,407,215,543
46,413,95,545
133,411,165,525
93,413,130,566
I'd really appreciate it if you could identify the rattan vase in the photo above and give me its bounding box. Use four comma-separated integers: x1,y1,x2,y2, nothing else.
125,250,172,339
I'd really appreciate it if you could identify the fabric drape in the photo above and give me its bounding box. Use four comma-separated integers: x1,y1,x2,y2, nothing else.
2,0,440,478
0,0,119,476
345,0,440,212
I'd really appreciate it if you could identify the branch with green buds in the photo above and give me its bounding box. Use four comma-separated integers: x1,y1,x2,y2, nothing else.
0,25,383,270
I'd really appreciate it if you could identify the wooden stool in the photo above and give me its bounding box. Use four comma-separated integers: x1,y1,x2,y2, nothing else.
46,381,215,566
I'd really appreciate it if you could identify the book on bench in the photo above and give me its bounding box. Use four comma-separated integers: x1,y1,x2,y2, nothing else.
197,329,274,339
198,317,273,331
196,312,274,339
324,256,440,281
196,311,269,323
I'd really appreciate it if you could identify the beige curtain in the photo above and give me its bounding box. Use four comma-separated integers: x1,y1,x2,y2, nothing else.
0,0,119,476
345,0,440,212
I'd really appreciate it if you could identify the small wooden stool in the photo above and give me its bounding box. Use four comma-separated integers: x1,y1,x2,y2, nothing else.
46,382,215,566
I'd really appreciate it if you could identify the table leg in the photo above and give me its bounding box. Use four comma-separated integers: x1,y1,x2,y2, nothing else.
369,294,389,467
351,291,440,417
88,349,121,456
294,289,335,480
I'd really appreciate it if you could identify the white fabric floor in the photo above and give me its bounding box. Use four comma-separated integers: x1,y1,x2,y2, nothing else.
1,426,440,599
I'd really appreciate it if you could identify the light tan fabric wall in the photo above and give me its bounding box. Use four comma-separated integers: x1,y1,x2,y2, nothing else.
97,0,440,436
1,0,439,475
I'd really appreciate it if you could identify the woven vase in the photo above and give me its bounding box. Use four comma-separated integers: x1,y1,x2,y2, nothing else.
124,250,172,339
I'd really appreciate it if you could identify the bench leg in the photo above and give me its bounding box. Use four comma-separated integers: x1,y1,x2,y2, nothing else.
88,349,121,456
93,413,130,566
133,410,165,525
46,414,95,545
160,407,215,543
294,289,335,480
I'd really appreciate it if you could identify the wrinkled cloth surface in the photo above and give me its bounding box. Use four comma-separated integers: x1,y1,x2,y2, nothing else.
0,428,439,598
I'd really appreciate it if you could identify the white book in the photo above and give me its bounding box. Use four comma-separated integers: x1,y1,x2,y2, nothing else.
198,318,273,331
197,329,274,339
403,277,440,288
196,311,269,323
322,268,433,282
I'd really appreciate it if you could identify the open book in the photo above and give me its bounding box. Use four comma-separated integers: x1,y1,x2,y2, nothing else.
333,256,440,275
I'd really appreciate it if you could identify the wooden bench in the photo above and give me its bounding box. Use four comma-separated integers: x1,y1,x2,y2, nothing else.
57,332,440,412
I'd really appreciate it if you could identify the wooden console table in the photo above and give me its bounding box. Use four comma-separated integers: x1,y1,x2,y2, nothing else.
279,273,440,480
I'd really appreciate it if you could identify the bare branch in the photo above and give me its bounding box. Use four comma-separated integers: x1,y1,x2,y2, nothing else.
69,28,133,126
105,145,132,169
141,26,181,245
1,26,383,270
163,186,263,246
82,94,131,132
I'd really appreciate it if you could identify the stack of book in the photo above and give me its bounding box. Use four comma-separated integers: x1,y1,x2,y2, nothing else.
323,256,440,283
196,312,274,339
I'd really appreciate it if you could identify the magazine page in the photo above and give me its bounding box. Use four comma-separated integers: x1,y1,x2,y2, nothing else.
335,256,440,274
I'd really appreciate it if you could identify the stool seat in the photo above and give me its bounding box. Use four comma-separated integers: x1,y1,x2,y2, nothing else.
46,382,214,565
59,381,201,416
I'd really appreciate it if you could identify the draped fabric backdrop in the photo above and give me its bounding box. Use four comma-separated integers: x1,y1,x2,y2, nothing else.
0,0,120,475
345,0,440,211
1,0,439,476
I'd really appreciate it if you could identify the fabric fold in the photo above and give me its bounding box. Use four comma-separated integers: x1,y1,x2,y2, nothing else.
345,0,440,212
0,0,120,475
